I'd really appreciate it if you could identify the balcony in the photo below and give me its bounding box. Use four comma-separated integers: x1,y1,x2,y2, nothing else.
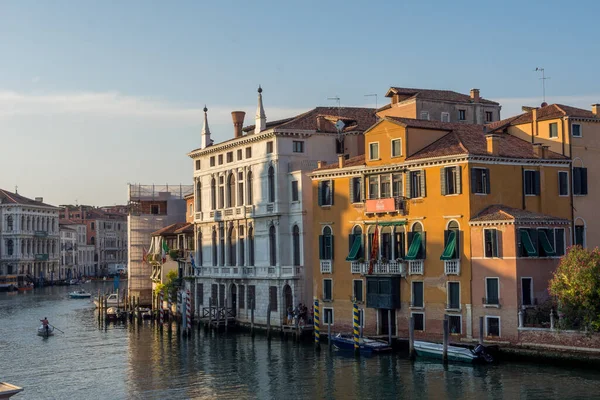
444,260,460,275
350,261,361,274
408,260,424,275
34,231,48,237
320,260,332,273
364,197,407,215
356,260,405,275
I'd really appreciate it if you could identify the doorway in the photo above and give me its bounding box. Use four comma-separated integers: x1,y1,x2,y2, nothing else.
380,309,396,335
283,284,293,313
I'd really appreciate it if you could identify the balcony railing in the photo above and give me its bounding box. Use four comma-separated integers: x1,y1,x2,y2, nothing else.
320,260,332,273
350,261,361,274
444,260,460,275
356,260,405,275
408,260,424,275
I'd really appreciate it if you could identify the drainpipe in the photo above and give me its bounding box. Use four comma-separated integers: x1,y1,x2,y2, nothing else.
567,117,575,245
521,166,526,210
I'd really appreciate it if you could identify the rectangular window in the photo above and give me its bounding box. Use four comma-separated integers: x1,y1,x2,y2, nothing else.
318,180,333,206
392,174,403,198
239,285,245,309
269,286,278,311
323,308,334,325
237,149,243,160
441,112,450,122
442,166,459,195
369,176,379,199
524,170,540,195
486,316,500,337
412,312,425,331
211,284,218,304
323,279,333,301
485,278,499,305
549,123,558,138
151,205,160,215
380,175,391,198
196,283,203,306
266,141,274,154
458,109,466,121
210,156,215,167
351,177,362,203
369,143,379,160
391,139,402,157
248,285,256,310
558,171,569,196
447,282,460,309
485,111,493,122
353,280,363,302
573,167,588,195
293,141,304,153
572,123,582,138
420,111,429,120
412,281,424,308
226,152,233,163
245,147,252,158
291,181,299,202
471,168,490,194
218,154,223,165
521,277,532,306
410,171,423,198
195,160,201,170
555,228,565,256
447,315,462,334
484,229,499,258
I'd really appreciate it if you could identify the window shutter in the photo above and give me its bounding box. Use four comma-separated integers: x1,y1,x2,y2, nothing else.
485,168,491,194
534,171,541,195
455,230,461,258
471,168,477,193
317,182,323,206
330,180,335,205
405,172,412,199
493,230,499,257
455,166,462,194
581,168,588,195
360,176,365,201
420,170,426,197
349,234,354,252
349,178,355,203
421,231,427,259
407,232,414,256
330,236,334,260
319,235,324,259
443,230,449,247
440,168,447,196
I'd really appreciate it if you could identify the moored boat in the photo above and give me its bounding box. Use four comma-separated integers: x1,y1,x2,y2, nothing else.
69,289,92,299
93,293,121,308
37,325,54,337
332,333,392,355
0,382,24,399
106,307,126,321
413,340,493,363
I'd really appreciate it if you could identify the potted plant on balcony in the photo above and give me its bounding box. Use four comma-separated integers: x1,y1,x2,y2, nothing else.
381,257,388,264
357,257,365,264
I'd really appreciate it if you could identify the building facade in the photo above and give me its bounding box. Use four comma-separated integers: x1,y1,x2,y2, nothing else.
310,117,571,343
0,189,60,286
188,88,375,327
59,224,77,280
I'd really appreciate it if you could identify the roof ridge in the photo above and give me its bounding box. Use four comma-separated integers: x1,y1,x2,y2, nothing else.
552,104,568,116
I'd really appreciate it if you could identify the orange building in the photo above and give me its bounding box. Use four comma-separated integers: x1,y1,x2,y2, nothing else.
310,117,571,343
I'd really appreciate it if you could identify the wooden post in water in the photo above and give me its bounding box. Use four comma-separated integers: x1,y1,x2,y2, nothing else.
266,303,272,340
408,316,415,360
314,298,320,351
103,295,108,320
479,316,484,345
250,299,255,337
443,317,449,364
208,297,213,330
224,296,228,332
327,320,331,348
387,309,392,345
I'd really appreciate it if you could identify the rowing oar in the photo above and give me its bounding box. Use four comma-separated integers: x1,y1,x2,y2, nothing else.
50,324,64,333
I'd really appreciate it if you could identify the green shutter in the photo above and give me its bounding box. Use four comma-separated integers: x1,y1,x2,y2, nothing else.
538,230,556,256
485,168,491,194
405,172,412,199
330,180,335,205
405,232,422,260
319,235,324,259
455,166,462,194
440,230,457,260
520,229,538,257
346,236,362,261
440,168,447,196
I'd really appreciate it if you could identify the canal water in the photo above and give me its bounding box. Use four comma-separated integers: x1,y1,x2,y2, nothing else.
1,283,600,400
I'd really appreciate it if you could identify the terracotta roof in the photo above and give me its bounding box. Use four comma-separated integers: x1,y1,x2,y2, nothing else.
314,154,366,171
174,223,194,234
0,189,58,208
386,87,499,105
471,205,569,223
152,222,190,236
381,117,567,161
59,219,81,226
487,103,598,132
270,107,376,133
242,117,296,133
184,193,194,200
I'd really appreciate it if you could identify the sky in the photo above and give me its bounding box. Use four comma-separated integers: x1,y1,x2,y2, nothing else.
1,0,599,206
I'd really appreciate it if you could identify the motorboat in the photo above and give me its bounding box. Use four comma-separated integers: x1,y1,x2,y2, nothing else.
413,340,494,363
93,293,121,308
37,325,54,337
106,307,125,321
332,333,392,355
69,289,92,299
0,382,24,399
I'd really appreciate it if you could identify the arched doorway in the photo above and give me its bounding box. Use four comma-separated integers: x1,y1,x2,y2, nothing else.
230,284,237,317
283,284,293,318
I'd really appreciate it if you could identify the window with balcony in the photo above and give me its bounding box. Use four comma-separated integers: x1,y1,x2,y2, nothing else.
237,172,244,206
369,143,379,160
484,228,499,258
228,225,236,266
293,225,300,266
381,226,392,260
441,221,460,273
447,281,460,310
318,180,333,206
485,278,499,306
411,281,424,308
471,168,490,194
238,227,244,267
319,226,334,260
323,279,332,301
6,216,13,231
524,170,540,196
268,166,275,203
269,225,277,266
248,226,255,266
441,166,461,195
219,226,225,266
392,139,402,157
346,226,363,263
350,177,362,203
291,181,299,202
353,279,363,302
7,239,14,255
406,223,425,261
218,176,225,209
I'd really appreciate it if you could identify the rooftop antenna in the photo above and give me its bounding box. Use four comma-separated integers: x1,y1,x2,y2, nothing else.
327,96,345,145
14,185,18,194
535,67,551,103
364,94,378,110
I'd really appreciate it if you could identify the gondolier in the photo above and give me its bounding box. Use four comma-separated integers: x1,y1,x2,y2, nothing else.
40,317,50,336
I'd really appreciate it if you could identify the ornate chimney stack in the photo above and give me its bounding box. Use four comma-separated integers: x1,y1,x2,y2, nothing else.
255,85,267,134
231,111,246,138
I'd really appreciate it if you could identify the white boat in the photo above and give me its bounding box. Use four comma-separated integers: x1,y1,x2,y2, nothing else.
413,340,493,363
93,293,121,308
0,382,24,399
69,289,92,299
37,325,54,337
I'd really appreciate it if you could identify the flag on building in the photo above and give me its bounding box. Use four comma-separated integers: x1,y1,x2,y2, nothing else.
162,240,169,264
368,224,379,275
142,247,148,264
190,253,196,269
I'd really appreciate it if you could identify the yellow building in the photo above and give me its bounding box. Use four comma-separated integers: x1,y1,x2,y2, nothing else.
310,117,571,343
488,103,600,249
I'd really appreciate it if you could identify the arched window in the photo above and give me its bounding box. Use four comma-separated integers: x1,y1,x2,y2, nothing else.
218,176,225,209
21,215,24,231
381,226,393,260
237,172,244,206
248,226,255,266
7,239,14,255
575,218,586,247
350,225,363,260
90,237,95,245
219,225,225,266
196,180,202,212
320,226,333,260
293,225,301,266
189,204,193,216
196,231,203,266
21,240,25,255
27,216,31,231
227,173,236,208
247,171,253,205
228,225,236,266
212,229,217,266
443,220,460,260
211,178,216,210
268,166,275,203
239,226,245,267
406,222,424,260
269,225,277,266
7,216,13,231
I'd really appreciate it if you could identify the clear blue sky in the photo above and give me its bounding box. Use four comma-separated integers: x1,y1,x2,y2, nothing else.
1,0,599,206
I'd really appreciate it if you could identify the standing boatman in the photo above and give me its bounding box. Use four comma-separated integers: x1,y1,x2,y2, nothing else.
40,317,50,335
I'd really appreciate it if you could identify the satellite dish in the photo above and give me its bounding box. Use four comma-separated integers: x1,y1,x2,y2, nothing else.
335,119,345,132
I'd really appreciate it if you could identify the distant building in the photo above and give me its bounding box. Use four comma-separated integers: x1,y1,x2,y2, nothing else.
127,184,192,305
59,224,77,280
377,87,501,124
0,189,60,286
60,219,95,277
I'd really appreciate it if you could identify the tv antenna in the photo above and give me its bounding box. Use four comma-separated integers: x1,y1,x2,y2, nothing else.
535,67,551,103
364,94,378,111
327,96,345,142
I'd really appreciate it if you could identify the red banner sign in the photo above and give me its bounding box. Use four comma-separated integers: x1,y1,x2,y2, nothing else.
365,198,396,213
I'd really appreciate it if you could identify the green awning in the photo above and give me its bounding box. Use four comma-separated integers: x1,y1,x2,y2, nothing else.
440,230,457,260
520,230,538,257
538,230,556,256
346,236,362,261
365,221,407,226
405,232,422,260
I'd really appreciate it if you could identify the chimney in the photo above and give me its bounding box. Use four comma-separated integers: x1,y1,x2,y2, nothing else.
592,104,600,116
486,134,501,156
541,145,549,159
338,154,345,168
35,197,43,203
316,116,324,132
317,160,327,169
470,88,480,102
532,143,544,158
231,111,246,138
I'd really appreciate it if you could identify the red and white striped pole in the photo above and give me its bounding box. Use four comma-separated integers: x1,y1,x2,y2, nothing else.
159,290,164,327
186,289,192,336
